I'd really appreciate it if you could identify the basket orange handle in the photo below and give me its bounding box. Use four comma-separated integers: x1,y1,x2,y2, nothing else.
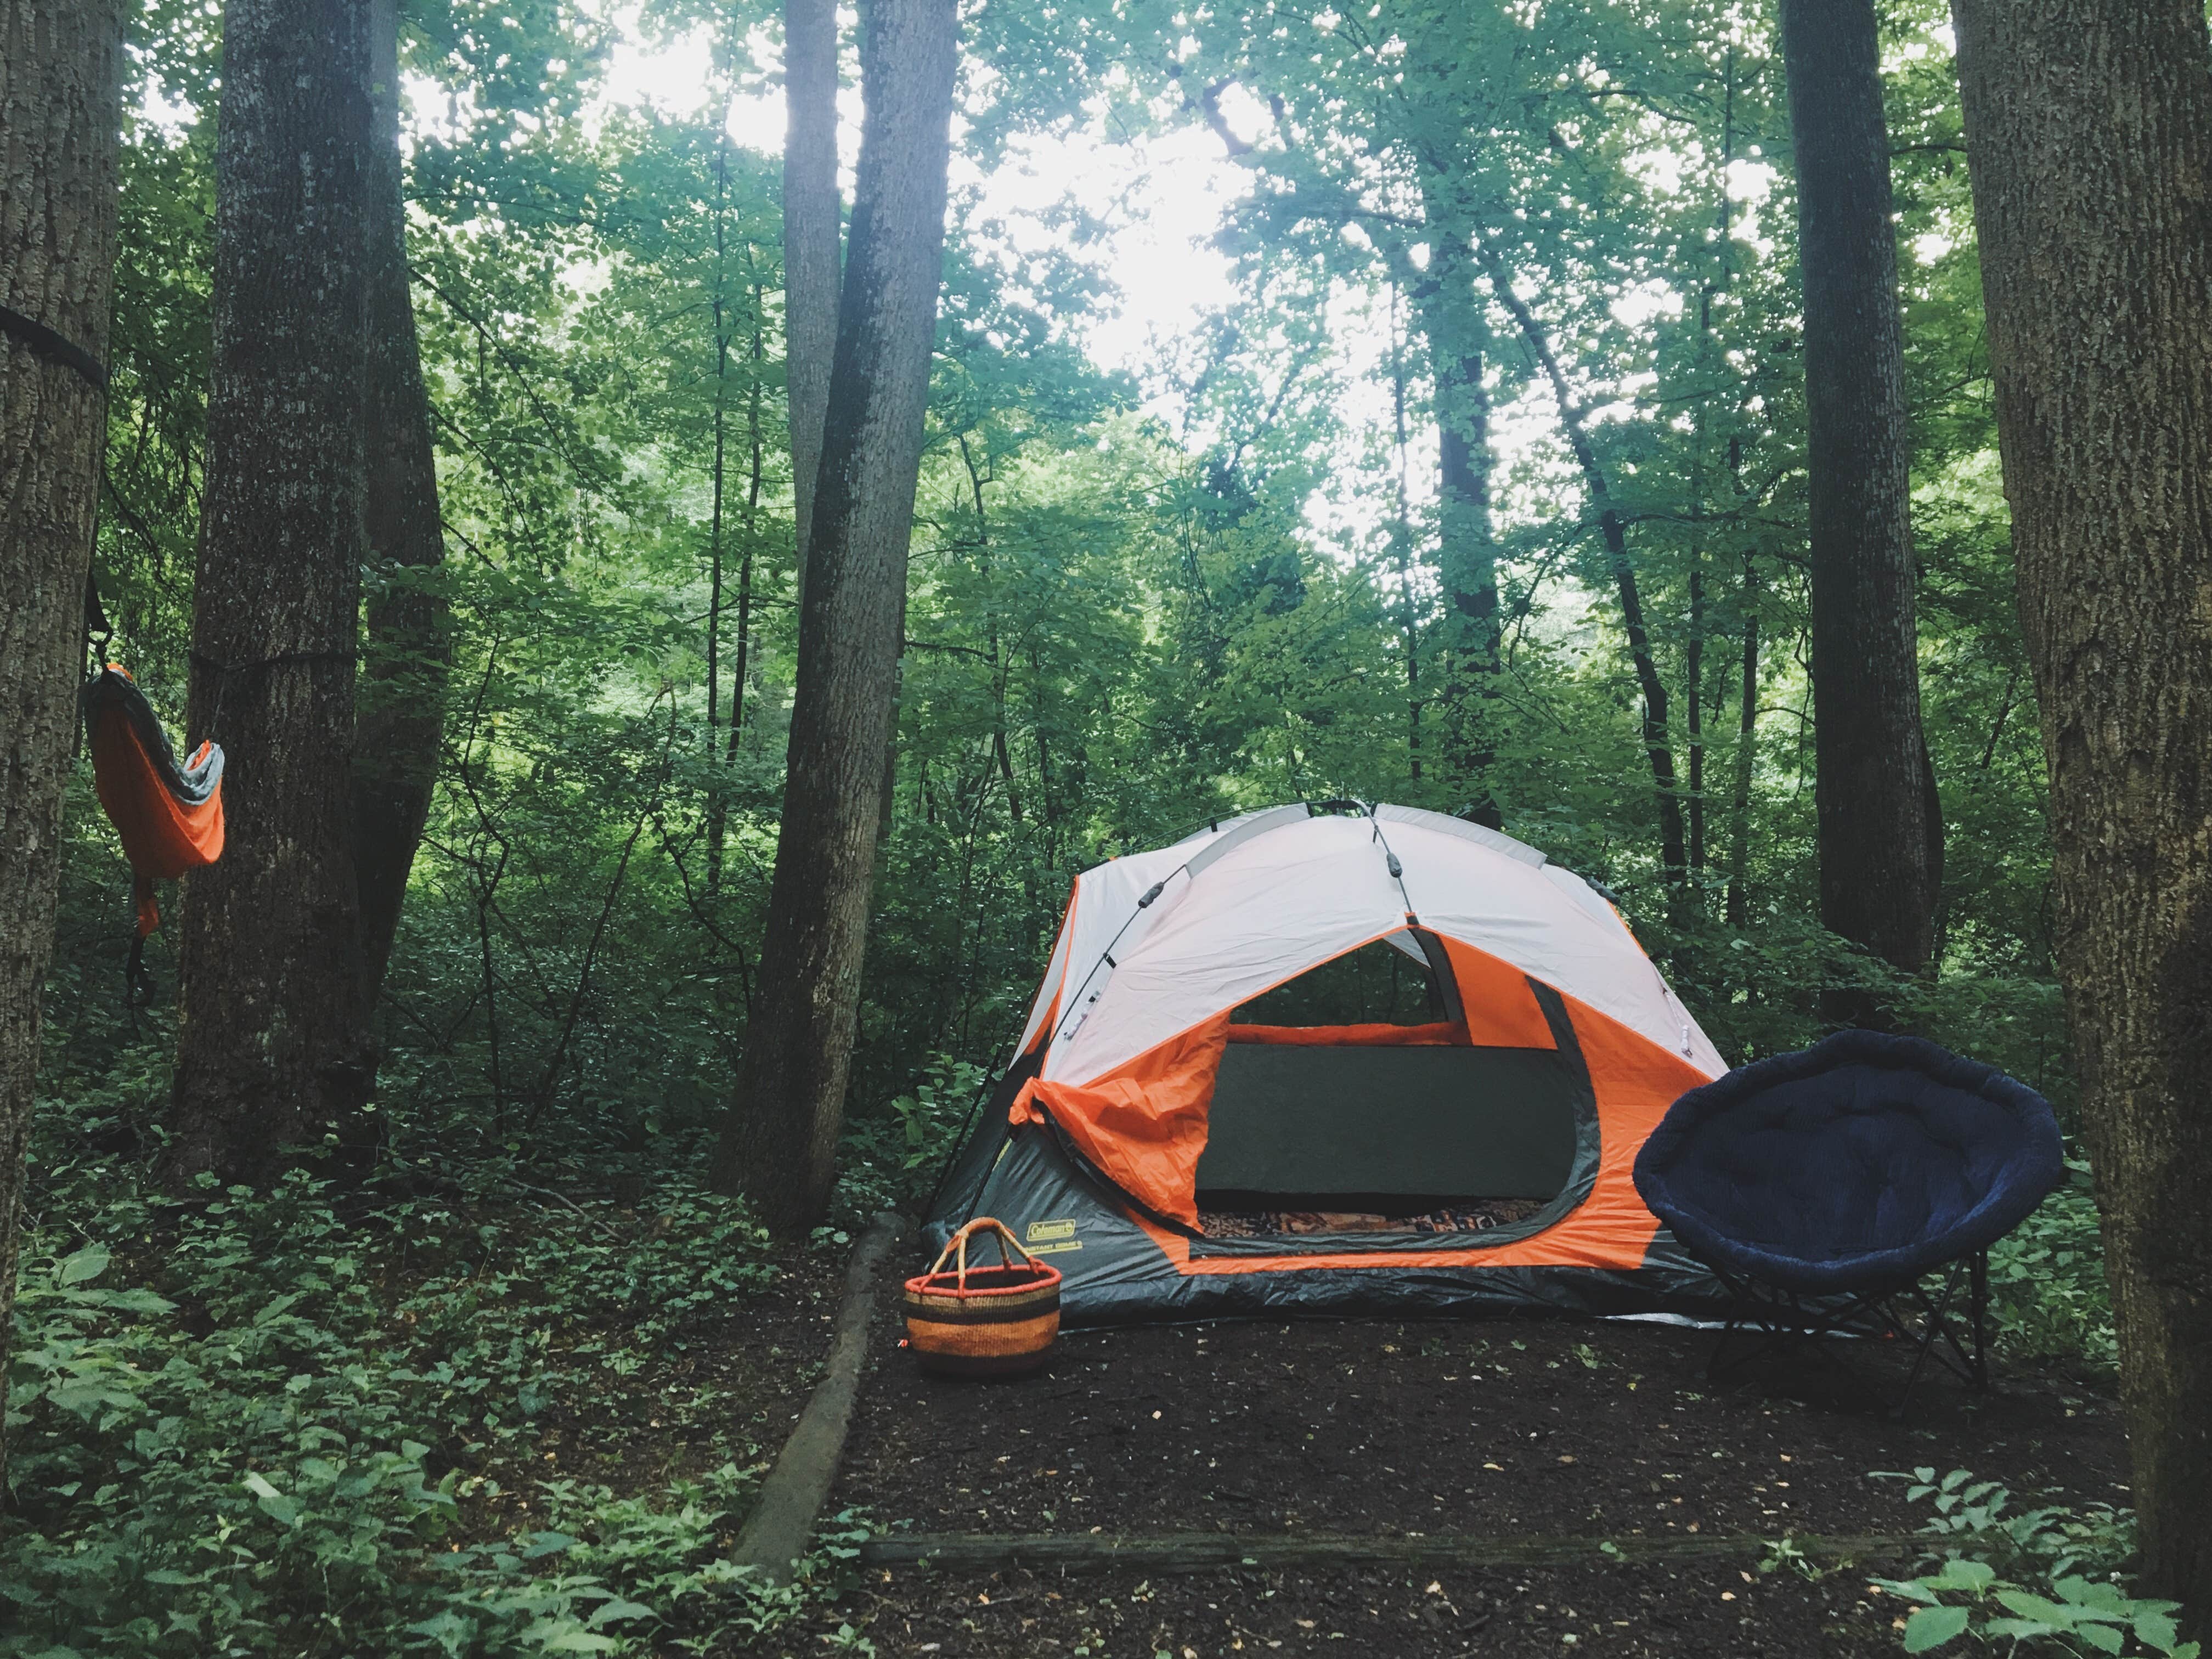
926,1217,1040,1291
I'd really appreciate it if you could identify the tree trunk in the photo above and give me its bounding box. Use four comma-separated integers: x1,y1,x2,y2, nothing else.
704,138,733,899
1483,246,1688,882
1691,51,1739,894
1951,0,2212,1618
1779,0,1940,997
0,0,125,1494
1725,539,1760,931
353,0,450,1009
715,0,958,1229
1387,290,1422,783
168,0,377,1187
1414,216,1500,826
783,0,842,586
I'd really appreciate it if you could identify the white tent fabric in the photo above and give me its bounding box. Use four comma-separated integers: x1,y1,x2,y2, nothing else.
1009,806,1297,1057
1031,804,1725,1086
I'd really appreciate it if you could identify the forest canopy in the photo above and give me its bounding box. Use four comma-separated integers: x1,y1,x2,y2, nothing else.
48,0,2058,1167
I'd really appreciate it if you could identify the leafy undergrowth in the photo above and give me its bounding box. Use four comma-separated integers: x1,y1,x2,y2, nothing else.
1983,1158,2117,1378
1874,1470,2197,1658
3,1150,860,1657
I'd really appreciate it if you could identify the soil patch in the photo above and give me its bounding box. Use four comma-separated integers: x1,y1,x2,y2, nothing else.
774,1250,2129,1655
837,1278,2123,1542
782,1555,1942,1657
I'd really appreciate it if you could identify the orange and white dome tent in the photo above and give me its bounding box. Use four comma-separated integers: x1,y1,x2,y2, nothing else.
926,802,1738,1324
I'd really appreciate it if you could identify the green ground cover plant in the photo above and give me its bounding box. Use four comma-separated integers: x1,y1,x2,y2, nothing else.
1874,1470,2194,1658
1,1089,858,1658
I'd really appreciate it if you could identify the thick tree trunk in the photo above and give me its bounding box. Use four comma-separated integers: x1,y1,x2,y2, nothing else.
168,0,377,1187
783,0,842,585
0,0,125,1495
1415,225,1500,826
353,0,450,1009
715,0,958,1229
1779,0,1940,996
1951,0,2212,1618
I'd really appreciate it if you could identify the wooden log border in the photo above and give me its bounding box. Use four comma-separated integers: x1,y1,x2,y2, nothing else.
732,1209,909,1585
860,1529,1921,1576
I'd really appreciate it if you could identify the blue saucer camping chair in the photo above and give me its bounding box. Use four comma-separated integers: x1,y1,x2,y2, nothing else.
1633,1030,2064,1408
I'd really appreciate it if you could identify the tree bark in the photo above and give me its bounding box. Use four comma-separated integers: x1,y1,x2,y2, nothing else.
1387,290,1423,783
783,0,842,586
1951,0,2212,1618
169,0,377,1187
0,0,125,1494
1779,0,1940,996
354,0,450,1009
715,0,958,1229
1415,223,1500,826
704,138,734,899
1725,539,1760,932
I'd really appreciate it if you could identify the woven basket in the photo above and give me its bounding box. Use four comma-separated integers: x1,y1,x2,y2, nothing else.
904,1217,1063,1376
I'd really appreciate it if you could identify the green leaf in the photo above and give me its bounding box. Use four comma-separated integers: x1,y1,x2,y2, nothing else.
55,1247,110,1286
2134,1612,2180,1653
405,1610,476,1658
1926,1559,1995,1591
242,1471,300,1527
1903,1605,1972,1654
104,1289,176,1314
536,1630,620,1654
2076,1624,2125,1655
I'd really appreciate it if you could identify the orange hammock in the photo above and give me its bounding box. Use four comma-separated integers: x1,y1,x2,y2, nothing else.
82,665,225,947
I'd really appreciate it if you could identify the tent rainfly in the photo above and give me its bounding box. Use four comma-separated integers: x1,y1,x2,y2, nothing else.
926,803,1736,1325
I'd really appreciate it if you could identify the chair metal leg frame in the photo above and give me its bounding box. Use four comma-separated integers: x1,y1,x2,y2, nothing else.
1702,1249,1991,1413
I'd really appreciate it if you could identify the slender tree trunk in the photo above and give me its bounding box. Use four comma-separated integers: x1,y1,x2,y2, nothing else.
0,0,125,1494
1951,0,2212,1618
169,0,377,1187
729,270,766,767
705,137,733,899
1779,0,1940,998
1387,290,1422,783
715,0,958,1229
783,0,841,586
1689,51,1737,893
1725,537,1760,931
1414,215,1500,825
354,0,450,1009
1485,247,1688,881
1686,561,1705,876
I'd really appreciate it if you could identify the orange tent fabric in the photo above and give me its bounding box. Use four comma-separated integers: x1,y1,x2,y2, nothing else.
1011,1012,1231,1227
1439,935,1559,1049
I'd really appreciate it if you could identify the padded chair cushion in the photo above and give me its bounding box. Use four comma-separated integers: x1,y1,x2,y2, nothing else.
1633,1030,2064,1294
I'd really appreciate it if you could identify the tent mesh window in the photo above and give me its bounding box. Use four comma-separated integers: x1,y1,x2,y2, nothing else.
1229,935,1447,1028
1198,937,1579,1238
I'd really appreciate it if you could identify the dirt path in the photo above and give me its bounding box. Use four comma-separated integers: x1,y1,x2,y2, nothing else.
753,1250,2125,1657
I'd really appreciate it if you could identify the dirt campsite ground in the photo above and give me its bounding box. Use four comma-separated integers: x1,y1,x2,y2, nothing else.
758,1248,2129,1659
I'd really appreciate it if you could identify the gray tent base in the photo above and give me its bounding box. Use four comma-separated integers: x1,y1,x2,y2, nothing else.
925,1120,1740,1330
